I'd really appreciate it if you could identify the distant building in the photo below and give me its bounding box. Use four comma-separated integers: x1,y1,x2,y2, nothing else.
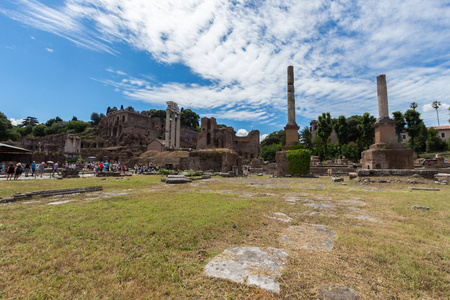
197,117,260,163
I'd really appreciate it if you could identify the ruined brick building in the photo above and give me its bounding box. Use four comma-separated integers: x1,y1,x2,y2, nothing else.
95,109,164,148
197,117,260,163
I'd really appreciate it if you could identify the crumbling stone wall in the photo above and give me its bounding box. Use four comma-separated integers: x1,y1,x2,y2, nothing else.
179,149,242,173
97,110,164,147
197,117,259,163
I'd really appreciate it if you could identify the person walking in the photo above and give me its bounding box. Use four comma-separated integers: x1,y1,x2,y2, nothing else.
6,163,15,180
38,162,45,178
14,163,24,180
31,161,36,177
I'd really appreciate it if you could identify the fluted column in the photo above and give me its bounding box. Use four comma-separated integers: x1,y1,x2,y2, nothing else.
176,114,181,149
171,113,176,149
165,110,170,147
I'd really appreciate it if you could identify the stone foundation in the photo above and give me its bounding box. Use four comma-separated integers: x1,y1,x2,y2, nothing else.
361,148,414,169
356,169,438,179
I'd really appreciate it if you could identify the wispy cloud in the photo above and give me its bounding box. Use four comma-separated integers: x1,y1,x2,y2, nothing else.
45,48,53,52
2,0,450,126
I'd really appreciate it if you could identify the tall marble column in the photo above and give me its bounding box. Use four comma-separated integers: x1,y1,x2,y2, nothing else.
171,114,176,149
287,66,296,126
176,114,181,149
377,74,389,120
165,110,170,147
284,66,299,148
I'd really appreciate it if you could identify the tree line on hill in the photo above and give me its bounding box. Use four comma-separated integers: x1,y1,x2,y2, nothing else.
260,104,449,163
0,106,200,142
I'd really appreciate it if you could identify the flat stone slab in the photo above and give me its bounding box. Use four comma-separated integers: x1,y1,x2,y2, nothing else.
318,285,359,300
411,205,430,210
48,200,73,205
205,247,288,293
304,202,336,210
345,214,378,222
266,212,293,223
280,225,337,251
409,187,440,191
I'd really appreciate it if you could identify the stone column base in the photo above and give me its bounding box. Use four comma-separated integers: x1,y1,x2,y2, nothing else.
361,148,414,169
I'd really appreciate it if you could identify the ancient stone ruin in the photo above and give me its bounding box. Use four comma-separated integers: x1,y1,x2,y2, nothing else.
164,101,181,149
196,116,259,164
361,75,414,169
284,65,300,148
276,66,299,175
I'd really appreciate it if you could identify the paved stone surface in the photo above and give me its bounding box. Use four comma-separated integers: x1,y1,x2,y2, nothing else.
280,225,336,250
318,285,359,299
205,247,288,293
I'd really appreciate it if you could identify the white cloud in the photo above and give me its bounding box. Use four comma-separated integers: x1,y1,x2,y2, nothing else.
260,133,268,142
9,118,24,126
46,48,54,52
236,129,248,137
3,0,450,126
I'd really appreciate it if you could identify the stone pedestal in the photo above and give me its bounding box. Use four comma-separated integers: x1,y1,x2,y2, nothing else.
370,118,399,149
275,151,289,175
361,148,414,169
284,124,299,149
361,74,414,170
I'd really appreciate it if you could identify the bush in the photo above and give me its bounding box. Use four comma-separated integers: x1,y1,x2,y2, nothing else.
158,169,174,175
286,149,312,175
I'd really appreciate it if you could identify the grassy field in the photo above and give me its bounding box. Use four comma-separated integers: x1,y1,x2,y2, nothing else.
0,175,449,299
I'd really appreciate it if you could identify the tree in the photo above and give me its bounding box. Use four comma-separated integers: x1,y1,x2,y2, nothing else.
260,143,282,162
90,112,102,125
44,121,69,135
72,116,78,121
260,130,285,148
392,111,406,142
18,125,33,136
180,108,200,128
0,112,14,141
410,102,418,110
346,115,361,143
431,101,441,126
32,124,47,137
404,109,424,153
45,116,63,127
19,116,39,128
333,115,348,149
426,128,447,152
126,106,134,112
144,109,166,121
299,127,312,150
357,113,376,150
67,120,89,134
317,112,333,158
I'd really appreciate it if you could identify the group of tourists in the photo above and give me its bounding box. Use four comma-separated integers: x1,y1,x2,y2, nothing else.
0,161,48,180
1,159,166,180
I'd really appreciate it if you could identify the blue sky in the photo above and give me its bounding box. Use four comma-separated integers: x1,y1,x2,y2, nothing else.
1,0,449,140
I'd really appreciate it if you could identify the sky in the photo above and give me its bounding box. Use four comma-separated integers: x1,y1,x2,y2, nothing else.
1,0,450,140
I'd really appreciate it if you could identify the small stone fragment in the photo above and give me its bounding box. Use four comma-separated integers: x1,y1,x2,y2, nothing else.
411,205,430,210
318,285,359,300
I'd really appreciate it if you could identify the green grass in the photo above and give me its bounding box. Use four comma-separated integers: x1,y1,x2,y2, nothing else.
0,175,449,299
